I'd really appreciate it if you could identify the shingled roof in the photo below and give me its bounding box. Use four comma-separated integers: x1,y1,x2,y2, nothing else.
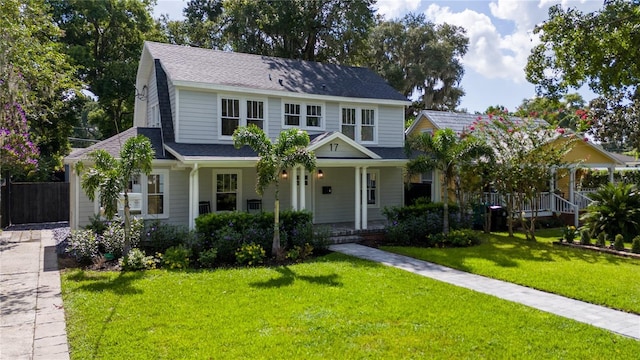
66,127,171,161
410,110,549,135
144,41,408,102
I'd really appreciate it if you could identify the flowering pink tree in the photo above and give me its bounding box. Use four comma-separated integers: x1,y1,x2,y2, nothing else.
474,111,577,241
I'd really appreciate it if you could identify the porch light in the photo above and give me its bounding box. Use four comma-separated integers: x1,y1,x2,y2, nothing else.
281,170,288,179
317,169,324,179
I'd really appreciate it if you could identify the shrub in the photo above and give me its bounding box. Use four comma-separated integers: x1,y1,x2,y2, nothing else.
141,221,188,253
235,243,266,266
312,226,331,252
562,226,577,243
596,232,607,247
198,248,218,268
383,203,459,245
100,217,144,257
632,236,640,254
614,234,625,251
426,229,481,248
164,245,191,270
579,229,591,245
581,183,640,242
84,213,107,235
286,243,314,262
67,229,99,263
119,248,157,271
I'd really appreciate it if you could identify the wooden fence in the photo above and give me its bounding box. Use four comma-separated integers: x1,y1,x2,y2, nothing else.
0,182,69,227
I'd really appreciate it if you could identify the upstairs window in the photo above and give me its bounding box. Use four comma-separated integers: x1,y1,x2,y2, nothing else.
341,108,356,140
284,103,301,126
340,105,377,143
306,105,322,127
246,100,264,129
221,98,240,136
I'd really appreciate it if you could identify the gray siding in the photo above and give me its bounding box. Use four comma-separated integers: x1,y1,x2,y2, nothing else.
178,90,217,143
367,167,403,221
169,81,177,134
324,102,340,133
313,167,356,223
76,181,97,229
267,97,281,140
377,105,405,147
146,70,159,126
166,168,189,226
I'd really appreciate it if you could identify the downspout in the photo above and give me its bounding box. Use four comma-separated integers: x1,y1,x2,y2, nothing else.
189,163,199,230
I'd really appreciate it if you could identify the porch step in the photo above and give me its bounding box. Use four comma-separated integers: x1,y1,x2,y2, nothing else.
329,234,363,244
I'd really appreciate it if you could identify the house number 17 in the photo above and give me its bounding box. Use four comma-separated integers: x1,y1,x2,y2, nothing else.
329,143,339,151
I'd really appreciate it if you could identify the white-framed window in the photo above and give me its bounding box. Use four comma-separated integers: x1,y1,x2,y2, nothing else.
219,96,267,138
221,98,240,136
340,105,377,143
114,170,169,219
367,170,379,207
213,170,241,211
420,170,433,184
284,103,301,126
246,100,265,129
306,105,322,127
283,101,324,129
341,108,356,140
148,104,160,128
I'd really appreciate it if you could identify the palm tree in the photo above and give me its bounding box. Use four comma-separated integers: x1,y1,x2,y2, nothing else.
233,125,316,259
77,135,154,253
405,128,492,234
581,182,640,241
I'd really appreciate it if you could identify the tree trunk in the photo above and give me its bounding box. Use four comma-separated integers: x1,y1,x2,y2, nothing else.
272,181,283,261
123,191,131,255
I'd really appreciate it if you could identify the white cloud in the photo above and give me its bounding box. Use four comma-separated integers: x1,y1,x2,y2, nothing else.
425,0,602,84
376,0,421,20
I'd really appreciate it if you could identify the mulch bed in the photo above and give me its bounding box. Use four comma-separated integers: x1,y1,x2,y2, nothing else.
554,241,640,259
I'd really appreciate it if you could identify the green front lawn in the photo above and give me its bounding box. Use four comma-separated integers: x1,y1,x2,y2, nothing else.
382,228,640,314
62,253,640,359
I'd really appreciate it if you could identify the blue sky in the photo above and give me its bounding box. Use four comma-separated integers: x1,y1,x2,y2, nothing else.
153,0,603,114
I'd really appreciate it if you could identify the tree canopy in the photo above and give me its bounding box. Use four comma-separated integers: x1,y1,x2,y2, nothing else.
526,0,640,152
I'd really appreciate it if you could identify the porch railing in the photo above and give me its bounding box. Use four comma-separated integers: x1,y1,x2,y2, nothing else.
574,192,594,211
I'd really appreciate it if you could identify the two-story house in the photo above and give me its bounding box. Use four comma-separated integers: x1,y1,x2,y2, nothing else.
66,41,410,230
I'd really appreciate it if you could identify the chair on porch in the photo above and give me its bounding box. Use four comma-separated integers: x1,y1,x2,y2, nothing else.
247,199,262,213
199,201,211,215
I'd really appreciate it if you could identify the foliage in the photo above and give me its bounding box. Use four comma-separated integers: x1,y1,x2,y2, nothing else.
233,125,316,258
67,229,100,263
580,183,640,242
474,112,578,240
632,236,640,254
579,169,640,189
76,135,154,253
100,217,144,257
141,221,194,254
526,0,640,152
286,243,314,263
164,245,191,270
513,93,587,131
119,248,157,271
562,226,577,243
405,128,492,234
84,213,108,235
367,13,468,112
235,243,266,266
613,234,625,251
596,232,607,247
383,203,461,245
0,0,82,180
198,248,218,269
427,229,481,248
579,228,591,246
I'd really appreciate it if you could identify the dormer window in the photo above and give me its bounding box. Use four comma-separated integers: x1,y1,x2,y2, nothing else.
221,98,240,136
341,105,377,144
283,101,323,129
219,96,267,137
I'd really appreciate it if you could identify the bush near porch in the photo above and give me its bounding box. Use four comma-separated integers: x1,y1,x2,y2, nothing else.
382,202,478,246
195,210,328,264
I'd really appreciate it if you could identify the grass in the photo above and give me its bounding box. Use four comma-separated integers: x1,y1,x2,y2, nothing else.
62,253,640,359
382,228,640,314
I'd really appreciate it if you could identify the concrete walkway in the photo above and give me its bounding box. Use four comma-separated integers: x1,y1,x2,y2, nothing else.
330,243,640,340
1,230,69,359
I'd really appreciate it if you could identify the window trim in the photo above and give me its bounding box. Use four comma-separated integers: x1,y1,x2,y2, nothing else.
367,169,380,208
108,169,170,220
212,170,242,212
282,100,325,130
340,104,378,144
218,95,268,139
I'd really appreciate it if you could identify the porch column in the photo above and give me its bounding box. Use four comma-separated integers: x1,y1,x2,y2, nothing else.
608,166,615,184
188,164,199,230
549,168,556,213
300,166,306,210
361,166,368,230
355,166,361,230
569,167,576,205
291,166,298,210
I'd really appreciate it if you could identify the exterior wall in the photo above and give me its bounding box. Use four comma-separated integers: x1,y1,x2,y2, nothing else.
407,116,437,137
267,97,281,140
323,102,340,133
169,81,177,135
76,180,97,229
177,90,217,143
377,105,405,147
146,69,159,126
370,167,404,220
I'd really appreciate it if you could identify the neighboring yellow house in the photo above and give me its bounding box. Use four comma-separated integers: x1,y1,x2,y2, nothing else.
406,110,625,225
